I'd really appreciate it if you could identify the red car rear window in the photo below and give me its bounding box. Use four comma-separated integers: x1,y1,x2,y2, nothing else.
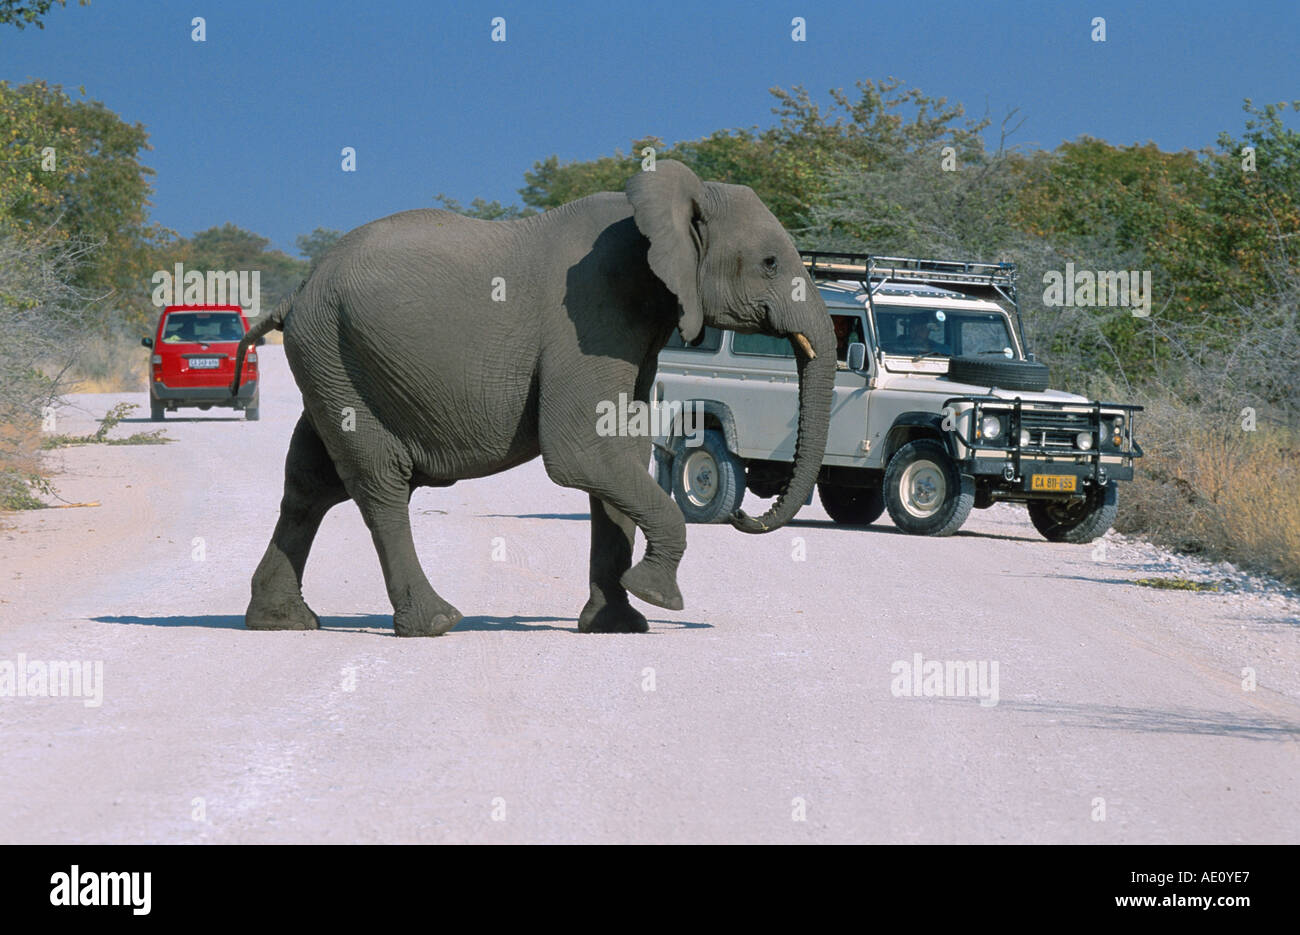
161,311,245,343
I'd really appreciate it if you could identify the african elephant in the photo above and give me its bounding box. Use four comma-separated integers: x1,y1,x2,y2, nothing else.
231,160,835,635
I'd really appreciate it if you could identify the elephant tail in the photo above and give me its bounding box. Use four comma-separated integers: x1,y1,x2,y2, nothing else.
230,285,296,395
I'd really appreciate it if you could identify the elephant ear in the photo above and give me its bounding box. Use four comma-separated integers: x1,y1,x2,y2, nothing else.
625,160,707,344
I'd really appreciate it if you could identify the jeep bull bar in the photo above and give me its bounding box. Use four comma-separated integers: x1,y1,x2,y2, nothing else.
942,396,1144,490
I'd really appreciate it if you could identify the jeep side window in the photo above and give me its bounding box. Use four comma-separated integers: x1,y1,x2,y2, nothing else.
663,326,723,352
831,314,865,361
731,331,795,357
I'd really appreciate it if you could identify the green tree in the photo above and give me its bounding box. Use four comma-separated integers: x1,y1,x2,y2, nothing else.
1205,99,1300,297
156,224,308,316
0,79,163,322
517,139,660,212
514,80,988,231
295,227,343,265
704,80,989,228
432,195,535,220
0,0,88,30
1009,102,1299,377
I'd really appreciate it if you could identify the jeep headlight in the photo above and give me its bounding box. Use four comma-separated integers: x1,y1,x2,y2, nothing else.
1107,415,1124,446
979,415,1002,441
1075,431,1094,451
1018,428,1031,447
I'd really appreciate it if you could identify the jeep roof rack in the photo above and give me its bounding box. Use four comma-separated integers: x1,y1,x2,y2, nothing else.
802,250,1027,355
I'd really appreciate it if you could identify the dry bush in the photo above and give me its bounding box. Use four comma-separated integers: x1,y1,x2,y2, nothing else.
62,327,149,393
1219,441,1300,584
1118,394,1251,550
1114,275,1300,586
1118,402,1300,587
0,232,95,510
0,419,47,510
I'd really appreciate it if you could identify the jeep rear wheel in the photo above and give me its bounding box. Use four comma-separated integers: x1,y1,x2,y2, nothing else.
670,429,745,524
150,401,164,422
244,391,260,421
818,482,885,526
1027,481,1118,543
883,439,974,536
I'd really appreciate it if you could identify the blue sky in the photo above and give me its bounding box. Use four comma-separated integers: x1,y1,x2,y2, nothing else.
4,0,1296,253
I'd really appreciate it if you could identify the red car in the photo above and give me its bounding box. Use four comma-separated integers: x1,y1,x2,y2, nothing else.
142,305,262,421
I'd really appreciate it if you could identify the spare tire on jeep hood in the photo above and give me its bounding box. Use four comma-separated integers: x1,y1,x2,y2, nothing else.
946,356,1050,392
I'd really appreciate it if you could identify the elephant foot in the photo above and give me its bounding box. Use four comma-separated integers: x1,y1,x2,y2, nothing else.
620,560,684,611
245,593,320,631
393,592,463,637
578,597,649,634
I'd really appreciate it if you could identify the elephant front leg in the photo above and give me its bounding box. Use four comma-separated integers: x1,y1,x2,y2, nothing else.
579,495,649,634
547,446,687,614
539,360,687,617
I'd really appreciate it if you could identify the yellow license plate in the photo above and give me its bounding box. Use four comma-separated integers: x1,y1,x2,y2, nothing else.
1031,474,1077,492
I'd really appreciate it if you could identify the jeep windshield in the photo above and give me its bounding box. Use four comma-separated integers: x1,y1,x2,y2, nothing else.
161,311,245,344
873,306,1016,359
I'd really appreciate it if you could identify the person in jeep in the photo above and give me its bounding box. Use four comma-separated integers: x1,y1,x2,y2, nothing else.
832,314,865,362
902,314,947,355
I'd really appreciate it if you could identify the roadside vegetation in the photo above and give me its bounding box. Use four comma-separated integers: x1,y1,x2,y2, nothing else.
0,75,325,510
40,401,169,449
1,40,1296,586
470,80,1300,585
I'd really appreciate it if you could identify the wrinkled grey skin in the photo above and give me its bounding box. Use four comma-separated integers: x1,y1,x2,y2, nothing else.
234,161,835,635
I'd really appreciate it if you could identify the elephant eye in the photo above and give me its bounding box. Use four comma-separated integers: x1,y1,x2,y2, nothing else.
761,255,778,272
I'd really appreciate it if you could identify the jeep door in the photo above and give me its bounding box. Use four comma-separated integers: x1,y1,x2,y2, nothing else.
826,312,873,464
728,312,871,465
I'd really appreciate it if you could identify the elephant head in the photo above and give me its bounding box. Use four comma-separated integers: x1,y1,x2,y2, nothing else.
625,160,836,534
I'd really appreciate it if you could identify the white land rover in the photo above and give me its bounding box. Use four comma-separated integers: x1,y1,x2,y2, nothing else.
651,253,1142,541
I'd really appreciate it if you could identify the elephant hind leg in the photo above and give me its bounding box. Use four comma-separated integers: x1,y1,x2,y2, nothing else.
579,494,649,634
246,414,349,631
348,473,462,637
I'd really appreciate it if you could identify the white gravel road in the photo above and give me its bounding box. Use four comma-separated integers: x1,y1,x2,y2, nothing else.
2,347,1297,843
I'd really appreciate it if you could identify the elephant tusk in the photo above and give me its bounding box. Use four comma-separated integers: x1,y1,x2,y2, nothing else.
792,333,816,360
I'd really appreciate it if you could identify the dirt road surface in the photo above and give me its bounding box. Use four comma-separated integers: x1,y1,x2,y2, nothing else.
2,347,1297,843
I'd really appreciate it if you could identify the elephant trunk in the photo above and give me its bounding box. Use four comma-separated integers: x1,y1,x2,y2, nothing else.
730,315,836,534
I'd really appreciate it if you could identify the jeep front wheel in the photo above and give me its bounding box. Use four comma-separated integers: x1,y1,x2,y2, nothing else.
818,482,885,526
883,439,974,536
1027,481,1118,543
670,429,746,524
